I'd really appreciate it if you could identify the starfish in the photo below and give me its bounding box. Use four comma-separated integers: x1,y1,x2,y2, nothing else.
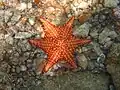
28,16,91,73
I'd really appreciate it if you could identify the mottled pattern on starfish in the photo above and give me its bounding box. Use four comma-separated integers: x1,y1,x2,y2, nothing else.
28,16,91,73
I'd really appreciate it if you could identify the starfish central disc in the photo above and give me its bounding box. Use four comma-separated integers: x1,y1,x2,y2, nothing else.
28,16,91,73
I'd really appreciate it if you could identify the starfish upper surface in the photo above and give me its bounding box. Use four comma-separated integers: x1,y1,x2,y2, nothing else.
28,16,91,73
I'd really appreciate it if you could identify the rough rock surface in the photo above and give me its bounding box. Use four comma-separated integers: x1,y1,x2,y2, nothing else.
0,0,120,90
106,43,120,90
42,71,110,90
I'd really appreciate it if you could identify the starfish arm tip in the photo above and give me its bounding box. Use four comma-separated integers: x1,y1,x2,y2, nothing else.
42,63,52,73
85,39,91,43
28,39,42,47
77,39,91,45
28,39,36,44
39,16,45,20
28,39,33,44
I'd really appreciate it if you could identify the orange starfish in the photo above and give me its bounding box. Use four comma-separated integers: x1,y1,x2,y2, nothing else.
28,16,91,73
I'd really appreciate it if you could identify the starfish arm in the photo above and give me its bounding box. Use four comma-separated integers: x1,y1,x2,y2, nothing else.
72,38,91,46
63,47,77,68
28,39,52,53
66,57,77,69
43,50,61,73
39,16,58,38
63,16,75,36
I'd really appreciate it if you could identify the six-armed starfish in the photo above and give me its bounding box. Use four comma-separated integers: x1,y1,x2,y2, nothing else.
28,16,91,73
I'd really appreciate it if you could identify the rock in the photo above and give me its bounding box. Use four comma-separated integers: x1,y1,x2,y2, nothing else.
11,67,16,73
81,47,88,52
16,66,20,73
104,0,119,7
16,2,27,11
78,13,92,24
103,40,113,49
14,32,33,39
99,14,106,22
106,63,120,90
2,0,19,7
20,65,27,71
91,42,103,55
11,12,21,24
16,77,25,87
0,40,10,61
76,22,91,37
99,29,109,44
56,0,70,6
0,72,12,90
116,35,120,42
27,63,33,69
90,29,98,39
85,51,98,60
89,9,113,28
17,40,31,52
28,17,35,25
113,7,120,19
24,52,30,58
0,33,5,40
106,43,120,90
10,57,19,66
95,54,106,70
87,60,96,70
26,59,33,64
76,54,88,70
70,0,97,16
42,71,109,90
0,10,4,22
0,61,10,73
4,10,13,23
99,27,117,44
109,31,118,39
81,44,93,52
97,54,106,64
1,1,119,90
108,43,120,57
27,2,32,9
5,34,14,45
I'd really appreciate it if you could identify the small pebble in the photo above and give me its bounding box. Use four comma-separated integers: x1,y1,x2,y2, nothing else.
76,54,88,70
28,17,35,25
14,32,32,39
97,54,106,63
16,3,27,11
27,2,32,9
20,65,27,71
16,66,20,73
